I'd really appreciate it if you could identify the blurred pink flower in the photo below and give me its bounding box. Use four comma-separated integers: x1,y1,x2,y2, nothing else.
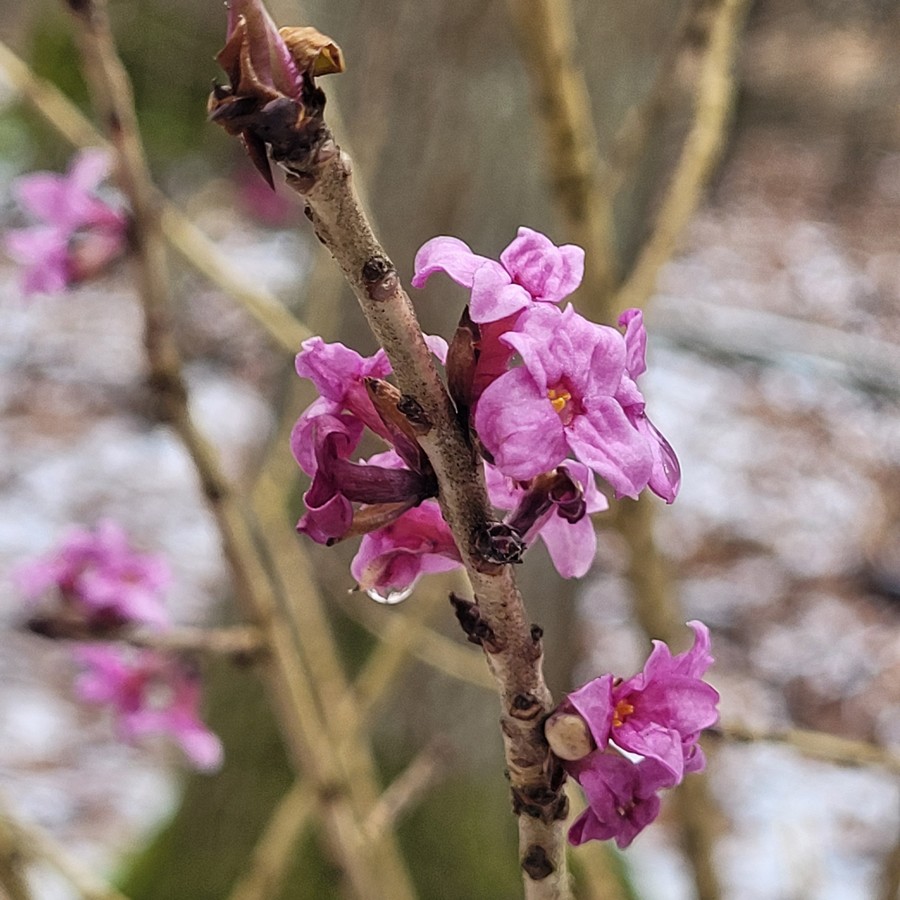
74,645,222,771
3,149,127,296
14,520,170,630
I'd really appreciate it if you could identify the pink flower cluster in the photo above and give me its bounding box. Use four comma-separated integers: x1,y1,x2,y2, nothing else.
291,228,679,600
15,519,171,630
15,522,221,771
3,149,127,296
74,645,223,772
555,622,719,848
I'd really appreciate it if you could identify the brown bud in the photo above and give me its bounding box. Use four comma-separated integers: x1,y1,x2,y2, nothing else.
279,26,345,76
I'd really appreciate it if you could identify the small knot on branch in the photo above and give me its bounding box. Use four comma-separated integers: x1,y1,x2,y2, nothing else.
474,522,525,566
510,692,541,721
512,784,569,824
361,256,399,301
521,844,555,881
449,593,502,652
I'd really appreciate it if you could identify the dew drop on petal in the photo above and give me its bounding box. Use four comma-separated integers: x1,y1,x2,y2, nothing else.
366,586,413,605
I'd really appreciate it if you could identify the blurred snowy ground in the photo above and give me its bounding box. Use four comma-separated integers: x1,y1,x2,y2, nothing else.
1,131,899,898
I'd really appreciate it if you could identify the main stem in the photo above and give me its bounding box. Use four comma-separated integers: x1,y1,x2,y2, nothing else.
283,143,572,897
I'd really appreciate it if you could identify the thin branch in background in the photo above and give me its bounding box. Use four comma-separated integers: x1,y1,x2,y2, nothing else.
0,795,128,900
226,780,316,900
0,40,310,354
362,740,454,842
65,4,416,896
599,0,706,199
0,811,33,900
344,600,496,701
613,0,752,312
504,0,616,306
713,722,900,775
27,619,268,661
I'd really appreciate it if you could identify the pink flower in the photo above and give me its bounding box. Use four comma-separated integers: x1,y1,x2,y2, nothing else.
485,461,608,579
296,420,434,545
553,622,719,847
412,227,584,323
350,501,462,603
3,149,127,296
294,337,392,442
567,621,719,782
566,752,671,849
14,520,170,630
74,645,222,771
474,304,658,499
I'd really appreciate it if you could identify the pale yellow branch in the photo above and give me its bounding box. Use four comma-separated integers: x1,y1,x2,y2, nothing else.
227,780,315,900
714,722,900,775
504,0,616,305
362,740,453,842
0,795,128,900
613,0,752,311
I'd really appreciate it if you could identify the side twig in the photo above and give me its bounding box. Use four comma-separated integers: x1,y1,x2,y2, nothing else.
613,0,752,311
0,795,128,900
504,0,616,304
713,722,900,775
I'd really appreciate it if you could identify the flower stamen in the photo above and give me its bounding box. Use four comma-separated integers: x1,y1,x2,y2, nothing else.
612,698,635,728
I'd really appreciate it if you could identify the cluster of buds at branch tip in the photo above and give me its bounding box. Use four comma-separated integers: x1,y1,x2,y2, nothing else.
209,0,344,186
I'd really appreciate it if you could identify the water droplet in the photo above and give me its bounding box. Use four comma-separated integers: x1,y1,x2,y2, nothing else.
366,586,413,605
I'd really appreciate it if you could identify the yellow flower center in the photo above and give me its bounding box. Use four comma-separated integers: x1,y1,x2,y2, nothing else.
612,698,635,728
547,388,572,415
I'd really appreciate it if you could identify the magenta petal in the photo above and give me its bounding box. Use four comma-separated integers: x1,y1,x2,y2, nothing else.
500,227,585,304
13,174,69,223
227,0,303,98
568,401,653,499
474,369,568,479
566,675,614,749
411,236,490,289
350,502,462,597
638,416,681,503
68,148,112,194
539,514,597,578
618,308,648,379
295,337,391,399
566,753,663,849
469,266,530,323
177,727,224,772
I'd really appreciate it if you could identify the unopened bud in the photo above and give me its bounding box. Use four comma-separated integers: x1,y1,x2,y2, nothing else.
544,711,595,761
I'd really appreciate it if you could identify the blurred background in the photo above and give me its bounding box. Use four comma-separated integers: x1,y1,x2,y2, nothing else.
1,0,899,897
